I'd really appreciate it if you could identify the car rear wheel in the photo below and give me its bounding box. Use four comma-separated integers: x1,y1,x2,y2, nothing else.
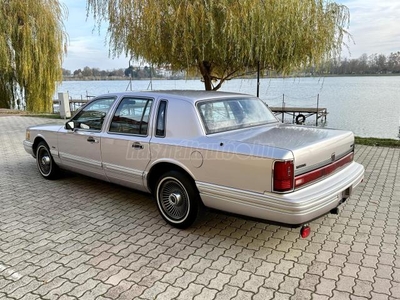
36,141,59,179
155,171,200,229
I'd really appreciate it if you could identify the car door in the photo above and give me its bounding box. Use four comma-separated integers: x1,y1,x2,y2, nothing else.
101,96,153,190
57,97,116,180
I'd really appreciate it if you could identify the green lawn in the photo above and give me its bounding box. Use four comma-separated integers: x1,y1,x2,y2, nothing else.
355,137,400,148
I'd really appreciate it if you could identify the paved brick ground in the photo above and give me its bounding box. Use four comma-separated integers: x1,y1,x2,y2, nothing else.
0,116,399,300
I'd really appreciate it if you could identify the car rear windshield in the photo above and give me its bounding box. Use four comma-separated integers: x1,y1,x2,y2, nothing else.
197,98,277,134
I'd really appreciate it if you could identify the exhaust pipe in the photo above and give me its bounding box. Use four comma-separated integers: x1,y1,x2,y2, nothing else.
330,207,339,215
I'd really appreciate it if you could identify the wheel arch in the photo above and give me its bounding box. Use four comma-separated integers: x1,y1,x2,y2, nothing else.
32,136,48,157
146,161,198,195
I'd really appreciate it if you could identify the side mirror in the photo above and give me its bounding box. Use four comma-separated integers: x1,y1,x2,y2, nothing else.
65,121,75,130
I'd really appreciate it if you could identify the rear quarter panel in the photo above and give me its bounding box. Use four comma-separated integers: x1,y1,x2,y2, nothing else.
149,138,292,193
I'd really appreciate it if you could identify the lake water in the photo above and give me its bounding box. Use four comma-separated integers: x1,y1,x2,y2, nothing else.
57,76,400,139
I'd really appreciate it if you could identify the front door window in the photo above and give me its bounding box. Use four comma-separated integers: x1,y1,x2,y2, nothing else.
72,98,115,131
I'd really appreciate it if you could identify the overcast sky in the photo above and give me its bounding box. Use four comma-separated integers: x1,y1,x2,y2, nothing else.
61,0,400,71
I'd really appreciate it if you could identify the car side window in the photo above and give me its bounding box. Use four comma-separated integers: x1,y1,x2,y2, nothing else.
72,98,115,131
155,100,167,137
109,98,153,135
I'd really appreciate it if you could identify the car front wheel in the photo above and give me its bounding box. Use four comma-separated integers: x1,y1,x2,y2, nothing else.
155,171,200,229
36,141,59,179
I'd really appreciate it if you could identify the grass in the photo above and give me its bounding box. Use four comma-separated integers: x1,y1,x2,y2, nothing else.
22,113,63,119
0,109,29,115
355,136,400,148
0,109,63,119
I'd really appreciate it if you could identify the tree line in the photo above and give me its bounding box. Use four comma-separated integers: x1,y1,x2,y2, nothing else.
62,65,184,80
312,52,400,75
64,51,400,81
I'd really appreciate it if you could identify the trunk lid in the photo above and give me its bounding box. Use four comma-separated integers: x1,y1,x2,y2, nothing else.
217,124,355,175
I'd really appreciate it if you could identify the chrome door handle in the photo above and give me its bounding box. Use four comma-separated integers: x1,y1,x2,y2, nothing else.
87,137,99,143
132,142,143,149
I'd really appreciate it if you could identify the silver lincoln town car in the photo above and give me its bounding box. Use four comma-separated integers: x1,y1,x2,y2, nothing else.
23,91,364,236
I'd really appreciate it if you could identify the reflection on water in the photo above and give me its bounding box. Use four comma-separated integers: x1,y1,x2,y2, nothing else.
57,76,400,139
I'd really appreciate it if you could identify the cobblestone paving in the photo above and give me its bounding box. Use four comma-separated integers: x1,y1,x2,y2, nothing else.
0,116,399,300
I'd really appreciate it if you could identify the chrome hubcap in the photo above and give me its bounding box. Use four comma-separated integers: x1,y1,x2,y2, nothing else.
168,193,183,206
41,156,50,166
159,179,189,221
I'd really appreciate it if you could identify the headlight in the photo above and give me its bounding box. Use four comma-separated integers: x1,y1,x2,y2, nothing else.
26,130,30,140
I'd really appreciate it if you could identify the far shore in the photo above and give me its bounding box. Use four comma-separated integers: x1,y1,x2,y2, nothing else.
62,73,400,82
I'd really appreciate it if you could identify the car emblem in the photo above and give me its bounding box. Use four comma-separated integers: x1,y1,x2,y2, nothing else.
331,152,336,162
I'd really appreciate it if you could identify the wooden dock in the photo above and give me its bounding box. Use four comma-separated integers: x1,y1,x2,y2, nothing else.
269,106,328,126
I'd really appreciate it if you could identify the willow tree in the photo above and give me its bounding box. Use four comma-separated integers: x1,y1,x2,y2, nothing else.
87,0,349,90
0,0,67,112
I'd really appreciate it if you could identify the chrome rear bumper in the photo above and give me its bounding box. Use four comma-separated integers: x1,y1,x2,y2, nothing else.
197,161,364,225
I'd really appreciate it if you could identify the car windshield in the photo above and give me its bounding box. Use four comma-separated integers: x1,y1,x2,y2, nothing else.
197,98,277,134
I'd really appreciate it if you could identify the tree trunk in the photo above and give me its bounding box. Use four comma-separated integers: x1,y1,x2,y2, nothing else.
0,79,12,109
198,61,213,91
0,98,10,109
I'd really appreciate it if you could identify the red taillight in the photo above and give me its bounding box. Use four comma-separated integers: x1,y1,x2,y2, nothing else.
273,161,294,192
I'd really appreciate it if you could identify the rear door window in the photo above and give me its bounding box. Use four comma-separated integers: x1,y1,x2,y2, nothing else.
155,100,167,137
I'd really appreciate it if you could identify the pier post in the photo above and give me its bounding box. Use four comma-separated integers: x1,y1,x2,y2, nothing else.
58,93,71,119
282,94,285,122
316,94,319,126
256,61,260,97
